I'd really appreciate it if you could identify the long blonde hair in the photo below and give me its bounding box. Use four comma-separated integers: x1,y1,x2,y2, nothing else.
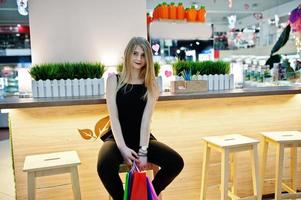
117,37,159,99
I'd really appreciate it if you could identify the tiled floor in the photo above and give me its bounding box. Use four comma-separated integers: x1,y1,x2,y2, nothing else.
0,129,15,200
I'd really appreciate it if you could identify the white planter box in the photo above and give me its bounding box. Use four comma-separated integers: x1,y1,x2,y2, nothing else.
173,74,234,91
206,74,234,91
156,76,163,93
32,78,104,98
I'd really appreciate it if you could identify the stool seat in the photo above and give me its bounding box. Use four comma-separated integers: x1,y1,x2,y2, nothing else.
202,134,259,148
261,131,301,144
23,151,81,172
23,151,81,200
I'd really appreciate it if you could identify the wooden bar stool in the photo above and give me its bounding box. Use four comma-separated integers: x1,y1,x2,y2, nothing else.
23,151,81,200
200,134,261,200
260,131,301,200
108,163,161,200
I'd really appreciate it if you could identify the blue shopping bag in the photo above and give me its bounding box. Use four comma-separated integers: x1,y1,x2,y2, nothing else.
146,176,159,200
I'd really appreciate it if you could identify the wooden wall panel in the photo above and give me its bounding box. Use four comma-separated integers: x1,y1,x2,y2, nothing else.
9,94,301,200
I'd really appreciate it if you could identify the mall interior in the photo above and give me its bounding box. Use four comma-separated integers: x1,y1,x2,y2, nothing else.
1,0,301,200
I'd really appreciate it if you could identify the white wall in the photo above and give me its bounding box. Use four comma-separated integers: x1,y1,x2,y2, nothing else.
28,0,146,66
150,21,212,40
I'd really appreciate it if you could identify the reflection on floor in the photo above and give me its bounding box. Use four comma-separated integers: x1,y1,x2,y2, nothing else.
0,128,15,200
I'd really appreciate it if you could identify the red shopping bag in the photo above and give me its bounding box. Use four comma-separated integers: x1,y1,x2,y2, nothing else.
130,170,148,200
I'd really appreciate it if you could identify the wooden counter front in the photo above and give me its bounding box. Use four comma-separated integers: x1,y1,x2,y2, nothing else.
9,94,301,199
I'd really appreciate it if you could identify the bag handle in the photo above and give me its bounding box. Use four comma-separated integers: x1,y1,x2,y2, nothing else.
130,161,140,172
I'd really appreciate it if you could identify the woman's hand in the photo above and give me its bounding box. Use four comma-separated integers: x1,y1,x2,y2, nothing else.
138,155,148,170
118,146,138,165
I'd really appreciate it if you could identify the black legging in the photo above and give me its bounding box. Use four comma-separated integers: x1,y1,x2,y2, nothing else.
97,140,184,200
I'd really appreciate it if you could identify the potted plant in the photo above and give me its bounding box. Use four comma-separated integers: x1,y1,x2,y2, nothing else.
170,68,208,94
172,60,233,92
263,69,272,82
29,62,105,98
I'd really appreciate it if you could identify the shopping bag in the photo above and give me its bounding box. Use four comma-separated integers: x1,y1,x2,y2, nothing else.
130,171,148,200
123,162,139,200
146,176,159,200
123,172,130,200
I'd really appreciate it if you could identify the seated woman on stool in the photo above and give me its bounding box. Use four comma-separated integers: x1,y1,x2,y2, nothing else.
97,37,184,200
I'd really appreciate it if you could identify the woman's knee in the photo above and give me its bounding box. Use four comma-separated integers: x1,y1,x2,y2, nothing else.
162,151,184,175
172,152,184,173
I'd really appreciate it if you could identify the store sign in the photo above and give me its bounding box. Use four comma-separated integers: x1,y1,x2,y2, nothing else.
0,26,18,33
0,26,29,33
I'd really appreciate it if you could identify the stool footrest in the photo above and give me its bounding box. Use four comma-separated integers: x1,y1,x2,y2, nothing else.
238,196,257,200
281,182,296,193
281,192,301,199
34,166,73,177
36,183,71,190
228,191,257,200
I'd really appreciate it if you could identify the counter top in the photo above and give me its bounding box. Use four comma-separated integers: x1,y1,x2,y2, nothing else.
1,86,301,109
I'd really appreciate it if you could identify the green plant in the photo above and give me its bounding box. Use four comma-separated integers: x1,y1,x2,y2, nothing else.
116,62,160,76
29,62,105,81
172,60,190,75
264,70,272,78
154,62,160,77
172,60,230,76
117,63,123,73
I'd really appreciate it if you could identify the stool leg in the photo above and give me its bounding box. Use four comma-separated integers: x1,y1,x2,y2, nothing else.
71,166,81,200
260,137,268,195
200,142,211,200
290,146,297,200
275,143,284,200
27,172,35,200
221,149,229,200
251,144,261,200
146,169,154,180
153,165,160,177
230,153,237,198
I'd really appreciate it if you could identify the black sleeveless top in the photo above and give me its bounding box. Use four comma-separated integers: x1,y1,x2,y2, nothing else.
105,74,155,150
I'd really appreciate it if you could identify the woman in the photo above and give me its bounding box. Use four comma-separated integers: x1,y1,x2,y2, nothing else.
97,37,184,200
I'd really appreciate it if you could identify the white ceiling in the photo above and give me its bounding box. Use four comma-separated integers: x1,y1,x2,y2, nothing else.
0,0,296,25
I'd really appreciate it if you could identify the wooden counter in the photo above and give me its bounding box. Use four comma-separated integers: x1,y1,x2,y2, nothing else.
6,91,301,199
2,86,301,109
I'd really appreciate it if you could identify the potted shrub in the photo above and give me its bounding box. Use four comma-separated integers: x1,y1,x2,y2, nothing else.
29,62,105,98
171,60,233,92
170,67,208,94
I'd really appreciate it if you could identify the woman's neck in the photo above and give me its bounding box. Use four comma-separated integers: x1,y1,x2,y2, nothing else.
130,69,144,84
